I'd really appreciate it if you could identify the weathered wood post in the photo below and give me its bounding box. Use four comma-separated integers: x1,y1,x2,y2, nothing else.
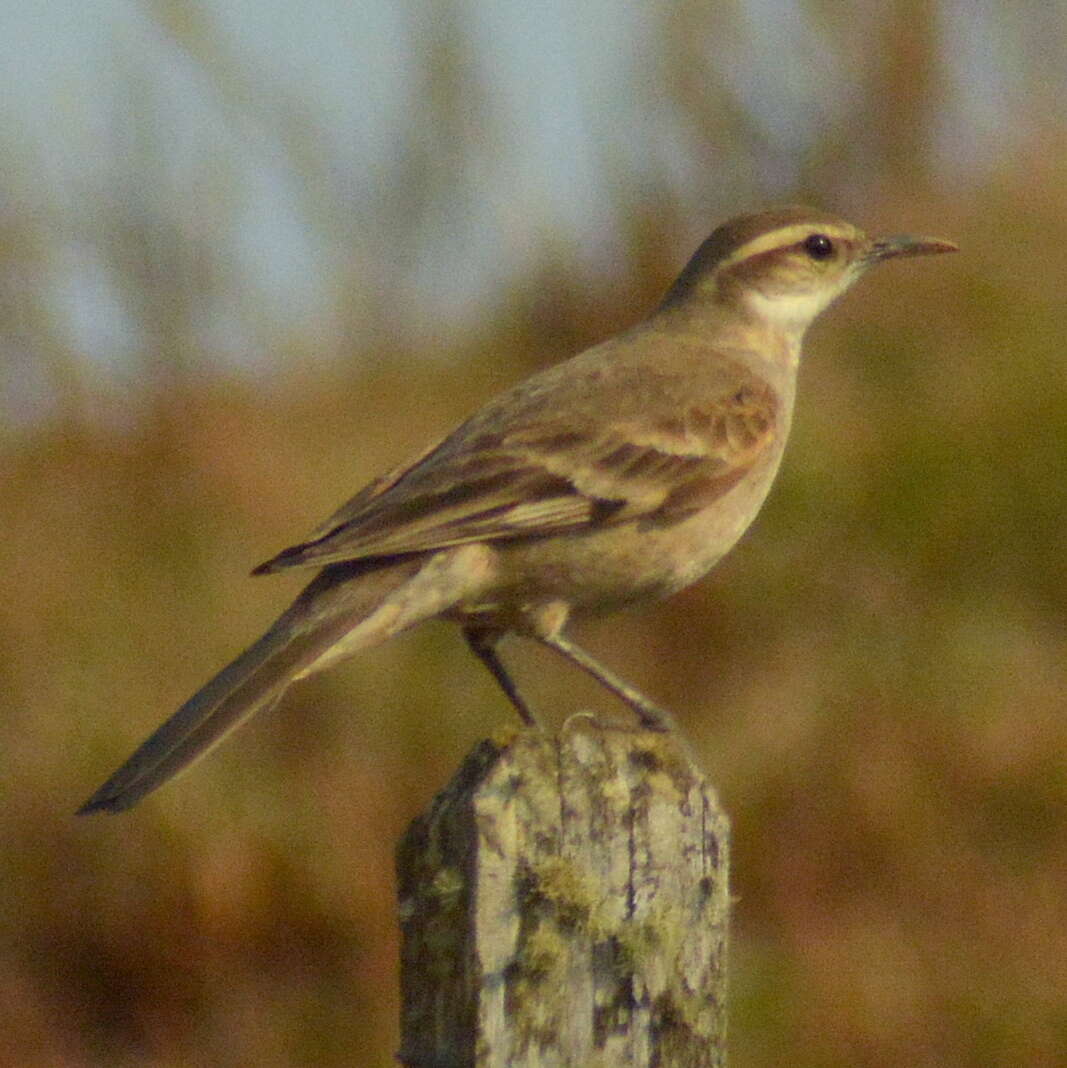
396,718,729,1067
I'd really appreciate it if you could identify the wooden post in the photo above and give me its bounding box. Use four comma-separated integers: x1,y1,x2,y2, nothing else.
396,719,729,1067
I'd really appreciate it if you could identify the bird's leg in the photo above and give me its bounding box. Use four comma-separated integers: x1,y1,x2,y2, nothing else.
464,628,541,728
534,631,678,733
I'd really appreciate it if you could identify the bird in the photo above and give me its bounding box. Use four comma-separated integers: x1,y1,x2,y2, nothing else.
78,206,957,814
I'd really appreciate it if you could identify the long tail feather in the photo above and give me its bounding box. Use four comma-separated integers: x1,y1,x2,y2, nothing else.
78,559,421,814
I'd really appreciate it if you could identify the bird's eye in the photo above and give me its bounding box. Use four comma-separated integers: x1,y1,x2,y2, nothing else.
804,233,835,260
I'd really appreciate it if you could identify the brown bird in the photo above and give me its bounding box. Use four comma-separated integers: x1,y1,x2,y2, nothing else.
78,206,956,813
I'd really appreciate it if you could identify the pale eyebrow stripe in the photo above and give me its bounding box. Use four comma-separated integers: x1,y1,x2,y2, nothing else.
718,224,848,269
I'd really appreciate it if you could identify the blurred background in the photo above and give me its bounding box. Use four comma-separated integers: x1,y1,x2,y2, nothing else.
2,1,1066,1064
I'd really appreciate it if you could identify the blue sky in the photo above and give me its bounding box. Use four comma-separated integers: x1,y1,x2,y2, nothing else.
0,0,1055,383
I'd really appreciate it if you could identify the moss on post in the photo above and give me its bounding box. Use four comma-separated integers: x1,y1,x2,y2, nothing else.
397,719,729,1067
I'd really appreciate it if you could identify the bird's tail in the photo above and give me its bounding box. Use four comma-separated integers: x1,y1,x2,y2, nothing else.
78,557,427,814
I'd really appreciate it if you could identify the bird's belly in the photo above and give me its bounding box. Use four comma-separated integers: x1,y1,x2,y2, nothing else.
474,490,766,618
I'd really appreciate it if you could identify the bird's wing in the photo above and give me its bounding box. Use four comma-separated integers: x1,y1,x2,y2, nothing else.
253,372,778,574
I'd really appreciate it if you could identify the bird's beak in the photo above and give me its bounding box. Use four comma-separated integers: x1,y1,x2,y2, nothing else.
866,234,959,264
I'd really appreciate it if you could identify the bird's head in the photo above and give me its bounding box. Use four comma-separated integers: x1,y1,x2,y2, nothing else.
663,206,957,342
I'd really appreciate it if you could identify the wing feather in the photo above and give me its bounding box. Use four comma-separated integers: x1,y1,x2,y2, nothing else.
253,372,778,574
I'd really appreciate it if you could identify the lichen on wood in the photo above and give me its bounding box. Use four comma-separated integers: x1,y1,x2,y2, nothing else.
397,719,729,1067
